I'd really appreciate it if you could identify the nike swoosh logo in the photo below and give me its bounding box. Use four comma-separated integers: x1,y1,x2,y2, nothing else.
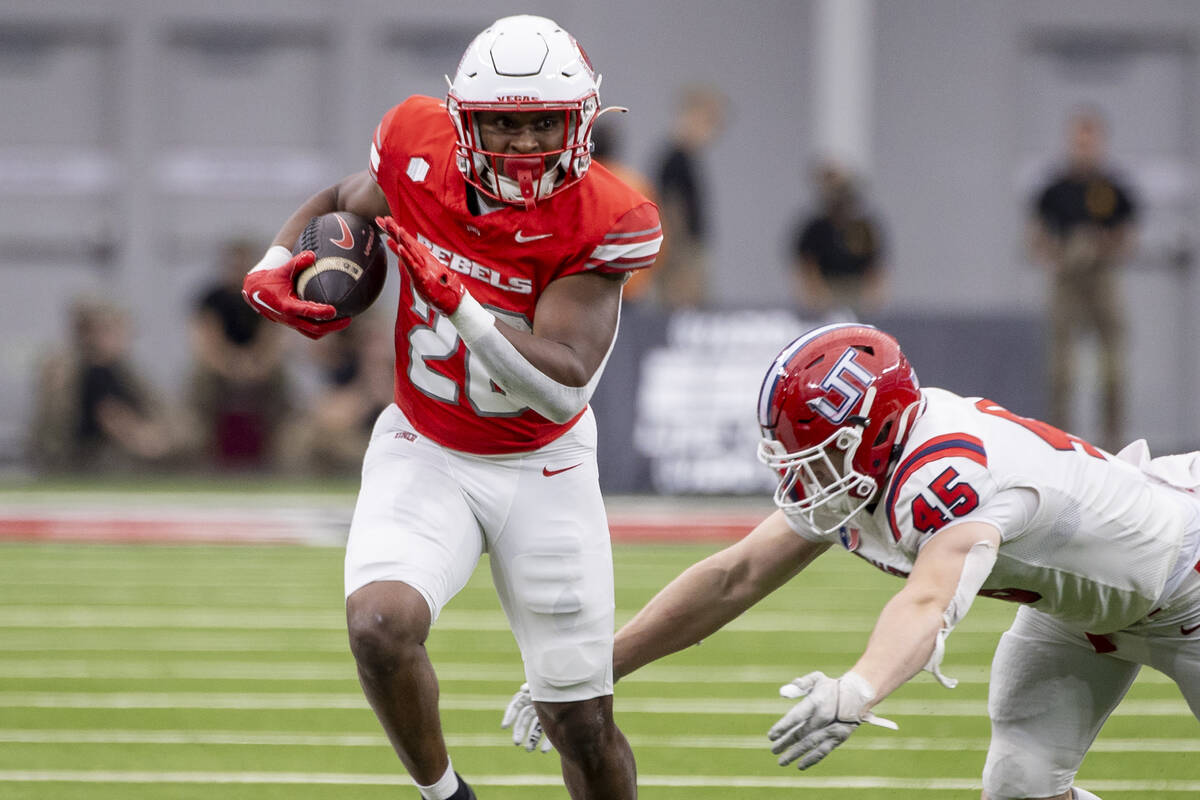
1183,622,1200,636
251,291,282,315
331,215,355,249
542,463,582,477
515,230,553,243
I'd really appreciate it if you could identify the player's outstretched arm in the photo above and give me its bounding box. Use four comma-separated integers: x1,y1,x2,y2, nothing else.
770,522,999,770
849,521,1000,699
768,521,998,771
613,510,828,680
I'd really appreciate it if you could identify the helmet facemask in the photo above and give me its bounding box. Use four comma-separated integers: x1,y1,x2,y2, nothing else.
448,98,598,209
445,16,602,209
758,387,881,536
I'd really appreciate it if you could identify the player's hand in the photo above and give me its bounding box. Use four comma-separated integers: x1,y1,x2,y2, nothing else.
500,683,553,753
767,671,896,770
376,216,465,315
242,251,351,340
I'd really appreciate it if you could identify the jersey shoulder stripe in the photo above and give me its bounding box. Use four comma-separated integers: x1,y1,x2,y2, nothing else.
886,433,987,541
585,203,663,272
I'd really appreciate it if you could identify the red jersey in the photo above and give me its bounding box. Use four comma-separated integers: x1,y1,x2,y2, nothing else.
369,96,662,454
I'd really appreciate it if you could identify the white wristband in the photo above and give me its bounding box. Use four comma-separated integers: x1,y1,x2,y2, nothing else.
449,292,496,345
250,245,293,274
839,671,898,730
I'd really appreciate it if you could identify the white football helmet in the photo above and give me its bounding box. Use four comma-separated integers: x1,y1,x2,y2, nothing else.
446,15,602,208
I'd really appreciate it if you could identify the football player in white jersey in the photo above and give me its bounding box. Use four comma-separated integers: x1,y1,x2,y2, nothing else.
503,323,1200,800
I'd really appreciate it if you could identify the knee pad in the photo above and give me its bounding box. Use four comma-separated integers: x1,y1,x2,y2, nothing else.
982,747,1072,800
534,640,611,692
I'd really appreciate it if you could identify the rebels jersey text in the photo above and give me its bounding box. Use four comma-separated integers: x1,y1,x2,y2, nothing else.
797,388,1192,634
369,96,661,454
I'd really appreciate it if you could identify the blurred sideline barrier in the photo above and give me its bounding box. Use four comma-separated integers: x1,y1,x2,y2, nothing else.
0,493,769,545
594,305,1045,495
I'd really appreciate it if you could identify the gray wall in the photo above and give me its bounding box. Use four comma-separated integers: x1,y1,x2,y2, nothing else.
4,0,1200,466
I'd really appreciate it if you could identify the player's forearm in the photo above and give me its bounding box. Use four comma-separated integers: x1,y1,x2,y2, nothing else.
453,313,597,424
270,173,386,252
490,322,599,388
851,588,946,701
271,186,340,250
448,290,613,423
614,520,816,681
613,557,754,681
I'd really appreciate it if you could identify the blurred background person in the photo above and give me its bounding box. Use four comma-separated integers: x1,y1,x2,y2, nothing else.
187,237,295,471
1028,106,1138,451
29,297,183,473
789,158,887,322
650,83,727,309
279,316,395,476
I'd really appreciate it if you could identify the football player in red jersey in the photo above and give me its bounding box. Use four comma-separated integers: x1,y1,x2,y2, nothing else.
242,16,660,800
504,323,1200,800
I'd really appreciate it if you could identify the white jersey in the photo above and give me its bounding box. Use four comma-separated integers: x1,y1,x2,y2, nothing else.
819,388,1195,634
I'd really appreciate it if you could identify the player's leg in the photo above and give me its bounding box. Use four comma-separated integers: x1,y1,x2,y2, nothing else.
346,582,446,781
981,606,1139,800
344,405,485,797
485,410,636,799
535,694,636,798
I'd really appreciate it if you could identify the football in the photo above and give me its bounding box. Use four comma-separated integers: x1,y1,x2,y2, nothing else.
293,212,387,319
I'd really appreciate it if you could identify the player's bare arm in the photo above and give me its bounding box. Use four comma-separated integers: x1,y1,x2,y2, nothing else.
766,518,999,771
614,510,829,680
271,170,389,250
851,520,1001,702
515,270,623,386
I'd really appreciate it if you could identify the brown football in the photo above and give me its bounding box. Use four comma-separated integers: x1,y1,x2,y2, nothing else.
293,212,387,319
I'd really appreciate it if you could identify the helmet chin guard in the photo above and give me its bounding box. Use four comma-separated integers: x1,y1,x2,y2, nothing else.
446,15,602,208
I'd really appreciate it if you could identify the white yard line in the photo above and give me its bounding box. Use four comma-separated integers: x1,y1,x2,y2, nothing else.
0,770,1195,792
0,691,1190,717
0,605,989,634
0,729,1197,753
0,659,1177,687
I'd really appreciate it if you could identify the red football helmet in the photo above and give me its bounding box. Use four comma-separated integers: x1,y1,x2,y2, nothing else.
757,323,923,536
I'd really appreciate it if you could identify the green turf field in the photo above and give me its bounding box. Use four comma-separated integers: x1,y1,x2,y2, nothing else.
0,540,1194,799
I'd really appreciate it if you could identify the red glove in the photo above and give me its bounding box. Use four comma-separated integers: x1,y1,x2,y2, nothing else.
242,250,351,340
376,216,465,315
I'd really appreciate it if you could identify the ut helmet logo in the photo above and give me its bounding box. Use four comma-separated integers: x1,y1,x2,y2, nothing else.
809,348,875,424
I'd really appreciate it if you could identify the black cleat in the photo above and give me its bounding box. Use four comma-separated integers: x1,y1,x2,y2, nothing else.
450,772,476,800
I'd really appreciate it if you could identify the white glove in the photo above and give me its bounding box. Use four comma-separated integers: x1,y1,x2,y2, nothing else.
767,670,897,769
500,683,553,753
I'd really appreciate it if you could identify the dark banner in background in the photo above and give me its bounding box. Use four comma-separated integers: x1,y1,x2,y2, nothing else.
593,305,1046,495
